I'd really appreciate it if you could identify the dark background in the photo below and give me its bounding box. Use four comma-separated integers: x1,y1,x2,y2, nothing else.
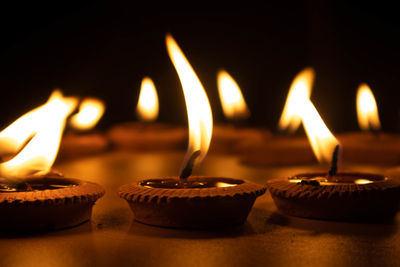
1,1,399,133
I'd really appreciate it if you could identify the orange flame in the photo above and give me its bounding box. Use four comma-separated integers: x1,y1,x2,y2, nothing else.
70,98,105,131
0,90,78,178
301,100,339,164
356,83,381,131
279,68,315,133
166,34,213,168
136,77,159,122
217,70,250,120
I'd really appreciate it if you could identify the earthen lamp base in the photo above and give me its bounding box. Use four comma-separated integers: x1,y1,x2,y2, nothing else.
59,132,109,159
267,172,400,221
119,176,266,229
210,124,271,154
107,122,187,151
338,133,400,165
0,175,105,231
240,136,315,166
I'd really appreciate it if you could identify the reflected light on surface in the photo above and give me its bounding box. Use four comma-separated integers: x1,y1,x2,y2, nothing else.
354,179,373,185
215,182,237,188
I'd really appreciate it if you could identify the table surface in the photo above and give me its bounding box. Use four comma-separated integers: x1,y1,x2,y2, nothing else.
0,151,399,267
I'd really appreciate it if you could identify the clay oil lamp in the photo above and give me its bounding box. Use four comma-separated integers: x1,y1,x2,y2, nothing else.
118,34,265,229
210,70,271,154
267,100,400,221
337,83,400,164
107,77,187,151
240,68,316,166
0,90,104,231
59,97,109,159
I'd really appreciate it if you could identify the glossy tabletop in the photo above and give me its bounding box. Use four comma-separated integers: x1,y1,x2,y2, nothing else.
0,151,398,267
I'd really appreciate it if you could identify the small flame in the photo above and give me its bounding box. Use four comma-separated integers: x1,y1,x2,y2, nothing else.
70,98,105,131
217,70,250,120
0,90,78,178
166,34,213,168
301,100,339,164
356,83,381,132
278,68,315,133
136,77,159,122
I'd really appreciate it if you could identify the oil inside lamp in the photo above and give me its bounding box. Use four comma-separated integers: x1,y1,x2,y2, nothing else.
337,83,400,164
118,34,265,228
240,68,315,165
59,97,109,159
267,100,400,220
0,90,105,230
107,76,186,150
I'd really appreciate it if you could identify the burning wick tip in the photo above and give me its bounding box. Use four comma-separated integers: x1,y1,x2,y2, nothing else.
328,145,340,177
179,150,201,180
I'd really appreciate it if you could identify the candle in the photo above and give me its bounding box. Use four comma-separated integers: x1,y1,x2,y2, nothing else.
210,70,271,153
267,100,400,220
0,90,104,231
119,34,265,229
59,97,109,159
337,83,400,164
240,68,315,166
107,77,187,150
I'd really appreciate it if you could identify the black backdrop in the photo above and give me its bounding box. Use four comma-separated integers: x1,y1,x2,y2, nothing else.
1,1,399,133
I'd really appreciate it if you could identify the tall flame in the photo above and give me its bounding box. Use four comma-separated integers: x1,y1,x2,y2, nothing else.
301,100,339,164
166,34,213,168
278,68,315,133
217,70,250,120
136,77,159,122
70,98,105,131
0,90,78,178
356,83,381,131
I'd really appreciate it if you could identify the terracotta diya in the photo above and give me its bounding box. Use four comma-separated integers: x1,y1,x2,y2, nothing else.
337,83,400,164
268,100,400,221
119,34,265,229
240,68,317,166
59,97,109,159
0,90,104,231
107,77,187,150
210,70,271,153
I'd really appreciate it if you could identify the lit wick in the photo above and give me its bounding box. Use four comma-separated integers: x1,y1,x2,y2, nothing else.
328,144,340,177
179,150,201,180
